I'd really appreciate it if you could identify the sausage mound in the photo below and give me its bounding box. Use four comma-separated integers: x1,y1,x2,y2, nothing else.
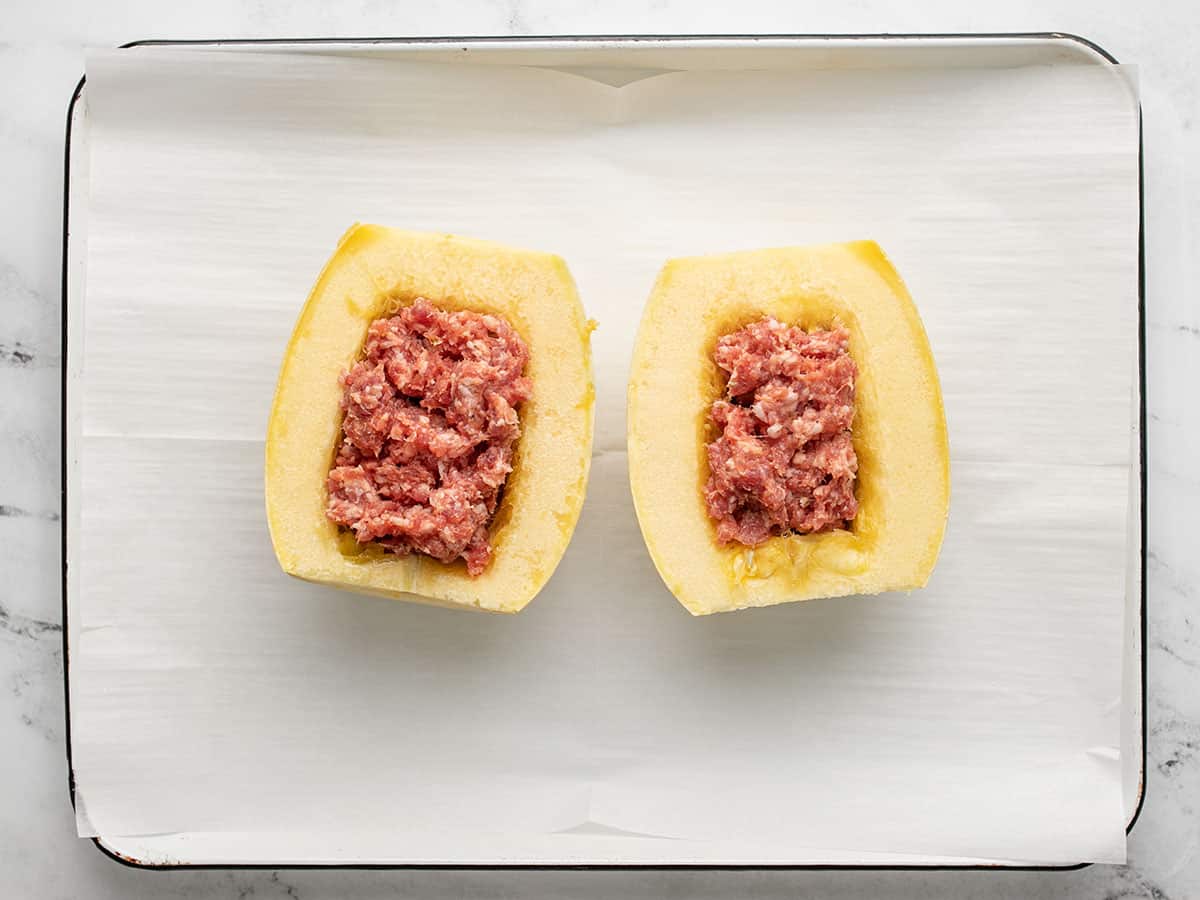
325,298,531,575
704,317,858,546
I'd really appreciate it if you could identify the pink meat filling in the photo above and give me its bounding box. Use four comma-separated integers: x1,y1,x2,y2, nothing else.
325,298,532,576
704,317,859,546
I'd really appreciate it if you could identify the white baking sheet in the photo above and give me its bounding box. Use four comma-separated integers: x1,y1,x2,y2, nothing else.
73,46,1140,865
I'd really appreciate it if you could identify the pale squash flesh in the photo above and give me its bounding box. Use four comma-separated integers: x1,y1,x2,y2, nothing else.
627,242,949,616
266,225,594,613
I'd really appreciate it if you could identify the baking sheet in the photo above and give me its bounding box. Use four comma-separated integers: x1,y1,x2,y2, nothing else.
73,47,1140,864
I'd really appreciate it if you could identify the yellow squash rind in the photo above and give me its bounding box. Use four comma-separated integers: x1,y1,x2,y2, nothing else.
627,241,949,616
266,225,594,613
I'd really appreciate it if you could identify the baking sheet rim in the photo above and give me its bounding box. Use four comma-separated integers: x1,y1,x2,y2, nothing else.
59,31,1147,871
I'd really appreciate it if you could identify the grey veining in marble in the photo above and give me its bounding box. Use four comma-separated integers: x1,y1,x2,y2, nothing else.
3,0,1198,897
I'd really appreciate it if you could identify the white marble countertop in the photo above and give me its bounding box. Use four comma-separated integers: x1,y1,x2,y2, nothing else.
3,0,1197,896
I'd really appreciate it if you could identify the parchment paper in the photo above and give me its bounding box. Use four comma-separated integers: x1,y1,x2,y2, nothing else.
75,47,1140,864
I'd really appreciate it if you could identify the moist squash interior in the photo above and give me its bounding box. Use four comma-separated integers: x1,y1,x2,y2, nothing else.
627,241,949,616
265,225,595,613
